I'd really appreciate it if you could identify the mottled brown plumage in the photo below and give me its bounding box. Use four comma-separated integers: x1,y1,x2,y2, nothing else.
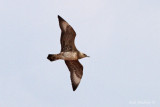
47,15,89,91
65,60,83,91
58,16,78,52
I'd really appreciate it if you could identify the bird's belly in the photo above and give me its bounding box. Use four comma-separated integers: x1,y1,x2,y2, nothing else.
61,52,78,60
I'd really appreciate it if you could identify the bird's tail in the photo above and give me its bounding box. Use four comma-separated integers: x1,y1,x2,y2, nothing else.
47,54,59,61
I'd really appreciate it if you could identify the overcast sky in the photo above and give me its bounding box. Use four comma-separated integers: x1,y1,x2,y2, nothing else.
0,0,160,107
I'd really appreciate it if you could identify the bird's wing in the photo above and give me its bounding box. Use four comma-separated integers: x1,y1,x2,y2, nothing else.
65,60,83,91
58,15,78,52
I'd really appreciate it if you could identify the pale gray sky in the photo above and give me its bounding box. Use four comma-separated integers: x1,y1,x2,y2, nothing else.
0,0,160,107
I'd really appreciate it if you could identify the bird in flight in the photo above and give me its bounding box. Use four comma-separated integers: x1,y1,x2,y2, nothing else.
47,15,89,91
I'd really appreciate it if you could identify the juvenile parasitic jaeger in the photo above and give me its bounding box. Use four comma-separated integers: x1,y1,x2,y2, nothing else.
47,15,89,91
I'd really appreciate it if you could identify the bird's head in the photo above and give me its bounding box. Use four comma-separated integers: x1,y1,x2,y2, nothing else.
79,52,89,59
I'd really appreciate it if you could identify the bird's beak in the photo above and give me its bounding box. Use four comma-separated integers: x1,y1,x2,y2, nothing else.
87,56,90,57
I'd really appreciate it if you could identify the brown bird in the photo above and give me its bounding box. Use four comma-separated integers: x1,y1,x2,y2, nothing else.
47,15,89,91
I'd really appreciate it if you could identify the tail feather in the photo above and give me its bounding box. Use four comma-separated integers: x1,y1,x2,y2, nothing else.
47,54,58,61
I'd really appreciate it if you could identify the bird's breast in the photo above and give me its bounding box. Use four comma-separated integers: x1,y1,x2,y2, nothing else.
60,52,78,60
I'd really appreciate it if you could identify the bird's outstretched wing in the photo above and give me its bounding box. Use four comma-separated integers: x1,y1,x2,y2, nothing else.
65,60,83,91
58,15,78,52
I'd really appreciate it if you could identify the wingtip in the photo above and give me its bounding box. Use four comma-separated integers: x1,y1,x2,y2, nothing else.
72,85,78,91
72,82,80,91
57,15,61,20
58,15,65,21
